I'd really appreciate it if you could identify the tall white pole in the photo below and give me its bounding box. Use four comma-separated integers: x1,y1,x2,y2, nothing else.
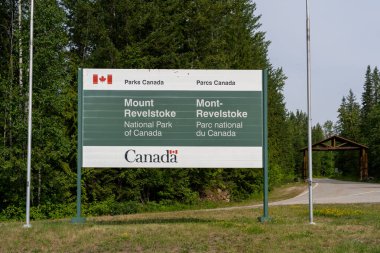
306,0,314,224
24,0,34,228
19,0,23,90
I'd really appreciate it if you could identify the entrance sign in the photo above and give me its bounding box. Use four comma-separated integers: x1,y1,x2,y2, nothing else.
73,69,269,223
80,69,263,168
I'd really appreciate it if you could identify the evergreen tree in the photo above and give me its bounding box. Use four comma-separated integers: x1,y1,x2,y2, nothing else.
360,66,374,144
336,90,361,140
287,110,307,178
336,90,361,177
357,66,380,178
373,67,380,104
367,104,380,177
267,68,294,184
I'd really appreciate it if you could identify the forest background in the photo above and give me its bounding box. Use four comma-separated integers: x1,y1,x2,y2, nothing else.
1,0,379,220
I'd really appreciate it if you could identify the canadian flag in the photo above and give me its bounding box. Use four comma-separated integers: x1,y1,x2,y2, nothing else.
93,74,112,85
169,150,178,155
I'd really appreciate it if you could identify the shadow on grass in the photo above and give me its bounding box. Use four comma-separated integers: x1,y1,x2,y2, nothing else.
91,217,215,226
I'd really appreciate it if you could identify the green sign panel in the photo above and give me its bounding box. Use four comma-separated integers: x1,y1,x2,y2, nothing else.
83,90,262,147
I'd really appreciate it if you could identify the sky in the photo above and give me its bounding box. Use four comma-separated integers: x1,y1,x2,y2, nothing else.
253,0,380,125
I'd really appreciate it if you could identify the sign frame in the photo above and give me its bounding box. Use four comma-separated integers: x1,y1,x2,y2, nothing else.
72,69,269,223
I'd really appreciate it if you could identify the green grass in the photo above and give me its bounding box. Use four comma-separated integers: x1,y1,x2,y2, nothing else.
0,182,307,222
1,203,380,252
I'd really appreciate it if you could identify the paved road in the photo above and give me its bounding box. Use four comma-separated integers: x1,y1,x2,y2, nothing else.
200,178,380,212
272,178,380,205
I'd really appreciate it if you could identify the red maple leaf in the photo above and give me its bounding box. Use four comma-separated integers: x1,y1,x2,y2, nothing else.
99,76,106,83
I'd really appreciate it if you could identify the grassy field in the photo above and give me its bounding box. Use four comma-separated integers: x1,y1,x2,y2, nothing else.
1,202,380,253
